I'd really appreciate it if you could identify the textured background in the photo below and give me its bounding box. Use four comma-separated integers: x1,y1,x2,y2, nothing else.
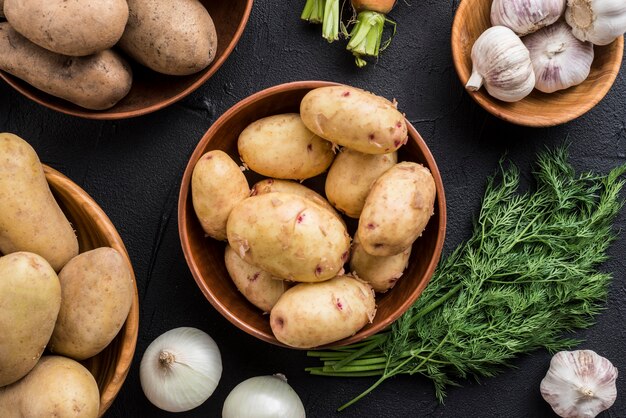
1,1,626,417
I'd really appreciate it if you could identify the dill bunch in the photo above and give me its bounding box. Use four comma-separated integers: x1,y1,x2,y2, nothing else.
307,147,626,410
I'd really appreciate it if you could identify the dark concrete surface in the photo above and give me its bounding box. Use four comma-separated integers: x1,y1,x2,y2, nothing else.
1,1,625,417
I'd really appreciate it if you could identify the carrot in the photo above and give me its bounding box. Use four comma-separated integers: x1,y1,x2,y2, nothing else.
301,0,326,24
347,0,397,67
301,0,340,42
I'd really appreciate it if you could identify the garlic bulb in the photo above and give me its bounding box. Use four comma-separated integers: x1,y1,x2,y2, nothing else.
523,21,594,93
491,0,566,35
565,0,626,45
541,350,618,418
466,26,536,102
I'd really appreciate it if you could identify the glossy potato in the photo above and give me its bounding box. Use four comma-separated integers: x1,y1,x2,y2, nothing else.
350,235,411,292
269,275,376,348
192,150,250,241
358,162,436,256
300,86,408,154
238,113,335,180
325,149,397,218
227,192,350,282
0,252,61,387
0,133,78,271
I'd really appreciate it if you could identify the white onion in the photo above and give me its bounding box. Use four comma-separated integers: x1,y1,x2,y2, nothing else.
139,327,222,412
222,374,306,418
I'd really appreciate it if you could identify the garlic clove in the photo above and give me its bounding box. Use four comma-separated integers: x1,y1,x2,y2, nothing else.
491,0,567,36
565,0,626,45
540,350,618,418
522,21,594,93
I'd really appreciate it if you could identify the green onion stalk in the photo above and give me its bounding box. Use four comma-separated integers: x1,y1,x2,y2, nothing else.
301,0,340,43
347,0,397,67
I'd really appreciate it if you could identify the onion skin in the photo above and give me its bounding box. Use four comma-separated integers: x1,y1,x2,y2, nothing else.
351,0,396,13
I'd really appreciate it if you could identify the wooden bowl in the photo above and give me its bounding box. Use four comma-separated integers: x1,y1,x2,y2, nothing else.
451,0,624,127
44,165,139,416
178,81,447,349
0,0,253,119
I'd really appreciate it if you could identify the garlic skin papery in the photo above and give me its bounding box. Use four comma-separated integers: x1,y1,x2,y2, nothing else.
523,21,594,93
565,0,626,45
466,26,536,102
540,350,618,418
491,0,566,35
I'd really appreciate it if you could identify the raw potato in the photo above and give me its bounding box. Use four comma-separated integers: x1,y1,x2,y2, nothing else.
119,0,218,75
300,85,408,154
358,162,436,256
0,252,61,387
225,245,288,313
227,192,350,282
48,247,134,360
325,149,397,218
0,356,99,418
3,0,128,56
0,1,4,18
270,275,376,348
0,133,78,271
0,24,132,110
350,235,411,292
192,150,250,241
238,113,335,180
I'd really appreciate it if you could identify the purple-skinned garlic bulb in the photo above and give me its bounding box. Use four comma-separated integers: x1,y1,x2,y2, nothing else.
491,0,566,36
522,21,594,93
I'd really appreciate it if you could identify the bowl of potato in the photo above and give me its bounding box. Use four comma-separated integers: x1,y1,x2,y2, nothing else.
0,133,139,417
0,0,253,119
178,81,447,349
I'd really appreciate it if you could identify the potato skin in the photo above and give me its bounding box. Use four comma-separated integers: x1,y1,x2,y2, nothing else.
300,86,408,154
0,252,61,387
350,235,411,292
238,114,335,180
119,0,217,75
325,149,397,218
192,150,250,241
358,162,436,256
270,275,376,348
4,0,128,56
0,356,99,418
0,24,132,110
0,133,78,271
48,247,134,360
227,192,350,282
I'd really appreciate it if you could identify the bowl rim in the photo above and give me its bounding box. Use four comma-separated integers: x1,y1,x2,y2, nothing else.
450,0,625,127
0,0,254,120
178,80,447,348
43,164,140,416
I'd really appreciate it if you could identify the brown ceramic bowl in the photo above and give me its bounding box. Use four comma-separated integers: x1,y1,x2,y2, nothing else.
451,0,624,127
44,165,139,416
0,0,253,119
178,81,447,349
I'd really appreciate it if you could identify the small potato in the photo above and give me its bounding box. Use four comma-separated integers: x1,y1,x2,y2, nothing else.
238,114,335,180
192,150,250,241
300,86,408,154
48,247,134,360
325,148,397,218
358,162,436,256
0,24,132,110
225,245,288,313
227,192,350,282
0,252,61,387
270,275,376,348
0,356,99,418
350,235,411,292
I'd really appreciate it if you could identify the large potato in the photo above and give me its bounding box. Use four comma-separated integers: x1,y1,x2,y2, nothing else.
350,235,411,293
238,114,335,180
300,86,408,154
192,150,250,241
227,192,350,282
4,0,128,56
325,149,397,218
358,162,436,256
0,252,61,387
0,24,132,110
270,275,376,348
48,247,134,360
0,356,99,418
119,0,217,75
0,133,78,270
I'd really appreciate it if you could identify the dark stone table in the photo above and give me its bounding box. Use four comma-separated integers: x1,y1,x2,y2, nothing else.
1,1,625,417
